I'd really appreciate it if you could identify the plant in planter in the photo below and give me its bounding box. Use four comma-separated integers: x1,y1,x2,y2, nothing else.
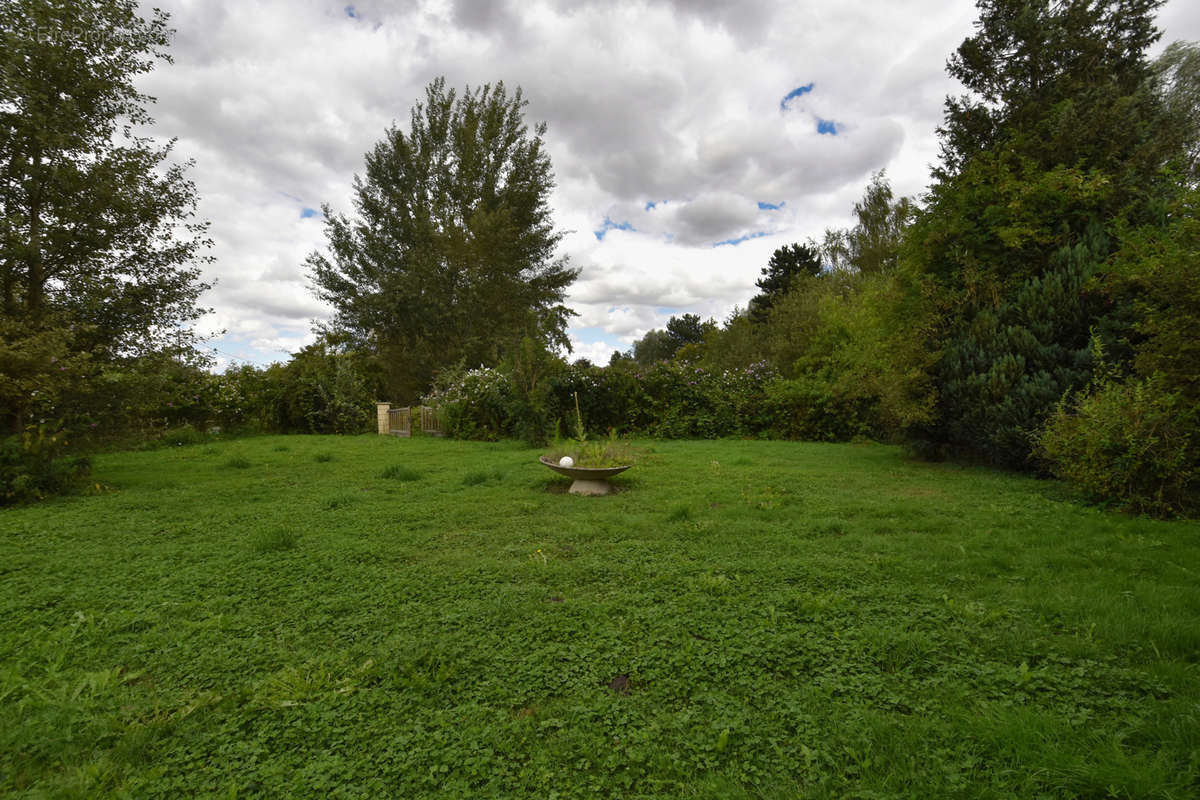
539,393,638,495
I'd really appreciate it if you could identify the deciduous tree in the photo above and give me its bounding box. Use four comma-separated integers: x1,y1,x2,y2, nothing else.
0,0,212,434
307,78,577,401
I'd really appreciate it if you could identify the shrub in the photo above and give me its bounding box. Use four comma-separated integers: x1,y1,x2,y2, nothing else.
761,376,873,441
1038,375,1198,517
0,425,91,505
547,364,642,435
158,425,209,447
424,366,512,440
278,344,376,434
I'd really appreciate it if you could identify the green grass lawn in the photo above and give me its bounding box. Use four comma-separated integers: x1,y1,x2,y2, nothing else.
2,435,1198,798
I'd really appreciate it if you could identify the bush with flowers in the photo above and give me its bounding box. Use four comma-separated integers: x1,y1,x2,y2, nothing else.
423,365,515,440
424,356,854,442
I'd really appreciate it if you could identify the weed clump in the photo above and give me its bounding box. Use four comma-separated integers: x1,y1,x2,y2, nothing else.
251,528,297,553
666,505,691,522
381,465,421,482
462,469,503,486
322,492,355,510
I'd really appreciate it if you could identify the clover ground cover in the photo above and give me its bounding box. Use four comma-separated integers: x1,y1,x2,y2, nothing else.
2,435,1198,797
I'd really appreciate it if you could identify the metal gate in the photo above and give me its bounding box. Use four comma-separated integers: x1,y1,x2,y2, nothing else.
388,406,411,437
419,406,444,437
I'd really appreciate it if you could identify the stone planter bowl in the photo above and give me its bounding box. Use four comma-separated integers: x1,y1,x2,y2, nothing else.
539,456,631,495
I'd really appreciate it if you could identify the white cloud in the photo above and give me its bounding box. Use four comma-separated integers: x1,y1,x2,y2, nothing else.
133,0,1200,366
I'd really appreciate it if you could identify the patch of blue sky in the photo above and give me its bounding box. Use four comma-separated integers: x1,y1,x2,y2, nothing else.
645,201,657,211
817,118,840,135
779,83,814,111
713,231,769,247
757,201,784,211
345,5,358,18
594,217,634,241
208,335,277,369
300,207,320,219
571,326,616,344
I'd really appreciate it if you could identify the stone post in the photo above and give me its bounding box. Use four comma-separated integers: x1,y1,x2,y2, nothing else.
376,402,391,436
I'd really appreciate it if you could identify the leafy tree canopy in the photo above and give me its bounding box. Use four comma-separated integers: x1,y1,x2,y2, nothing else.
909,0,1186,464
0,0,212,432
665,313,715,347
307,78,577,401
749,243,821,322
1154,40,1200,181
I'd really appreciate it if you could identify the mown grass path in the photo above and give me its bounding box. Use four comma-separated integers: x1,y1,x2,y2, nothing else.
2,435,1198,798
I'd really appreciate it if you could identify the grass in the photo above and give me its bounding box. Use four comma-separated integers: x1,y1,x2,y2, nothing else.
249,527,298,553
379,464,422,482
1,434,1198,798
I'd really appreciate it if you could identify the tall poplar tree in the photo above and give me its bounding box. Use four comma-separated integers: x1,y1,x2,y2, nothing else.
307,78,577,401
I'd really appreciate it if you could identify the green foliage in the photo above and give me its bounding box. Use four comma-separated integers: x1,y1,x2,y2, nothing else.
1110,181,1200,401
927,232,1107,466
0,320,89,437
758,271,844,377
0,424,90,505
664,313,714,351
938,0,1170,184
630,327,678,365
501,335,564,446
901,0,1189,469
156,425,209,448
749,243,822,321
700,308,765,373
625,315,718,366
461,468,503,486
429,359,793,442
547,427,641,469
817,270,940,435
633,361,766,438
273,340,377,435
761,376,872,441
0,0,213,500
0,0,212,412
432,344,928,445
2,436,1198,796
307,77,577,401
820,170,915,276
425,365,513,440
1039,373,1198,517
1154,40,1200,180
547,363,641,435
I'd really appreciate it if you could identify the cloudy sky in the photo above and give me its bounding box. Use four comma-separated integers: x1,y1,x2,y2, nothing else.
134,0,1200,370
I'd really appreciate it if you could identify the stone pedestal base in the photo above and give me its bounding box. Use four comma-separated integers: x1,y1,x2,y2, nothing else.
569,479,613,496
